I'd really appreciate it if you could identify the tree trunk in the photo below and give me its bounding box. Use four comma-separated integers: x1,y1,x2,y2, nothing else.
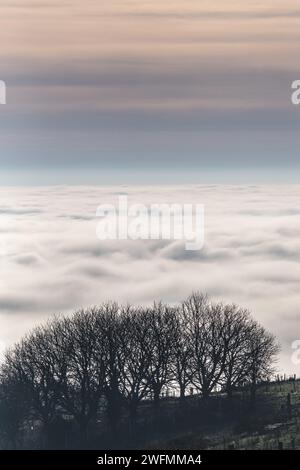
107,390,121,445
153,386,161,407
78,419,88,448
226,385,233,399
250,382,256,404
179,384,186,402
202,387,210,400
129,401,138,437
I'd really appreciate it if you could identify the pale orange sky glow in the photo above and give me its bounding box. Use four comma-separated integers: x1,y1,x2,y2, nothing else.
0,0,299,181
1,1,300,375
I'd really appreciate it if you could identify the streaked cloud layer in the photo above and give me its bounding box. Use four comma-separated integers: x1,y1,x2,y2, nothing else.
0,1,300,182
1,184,300,373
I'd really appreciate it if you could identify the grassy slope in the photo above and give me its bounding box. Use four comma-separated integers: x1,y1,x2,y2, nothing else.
145,381,300,450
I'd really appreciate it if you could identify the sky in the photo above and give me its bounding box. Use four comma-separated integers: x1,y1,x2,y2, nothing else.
0,0,300,184
1,2,300,375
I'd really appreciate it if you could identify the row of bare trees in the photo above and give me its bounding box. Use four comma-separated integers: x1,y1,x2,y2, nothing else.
0,293,279,448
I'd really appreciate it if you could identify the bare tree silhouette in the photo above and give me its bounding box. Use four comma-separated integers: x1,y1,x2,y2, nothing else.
0,293,280,449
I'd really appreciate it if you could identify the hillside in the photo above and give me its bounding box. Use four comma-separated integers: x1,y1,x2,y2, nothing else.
143,379,300,450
